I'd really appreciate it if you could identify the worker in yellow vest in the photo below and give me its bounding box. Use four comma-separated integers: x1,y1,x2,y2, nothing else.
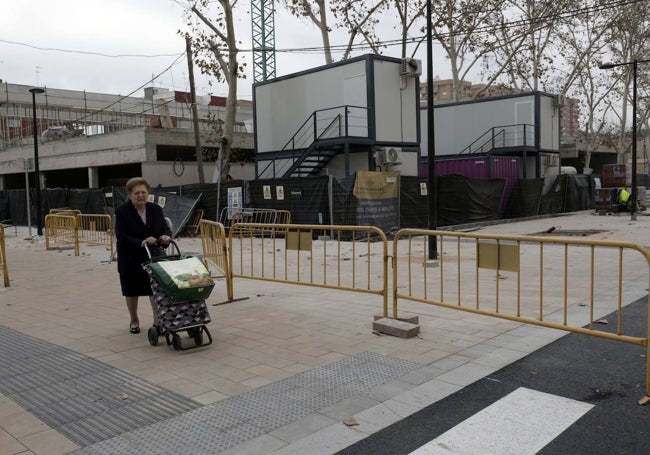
617,188,631,211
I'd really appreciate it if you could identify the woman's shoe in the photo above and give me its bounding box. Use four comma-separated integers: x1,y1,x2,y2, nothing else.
129,323,140,334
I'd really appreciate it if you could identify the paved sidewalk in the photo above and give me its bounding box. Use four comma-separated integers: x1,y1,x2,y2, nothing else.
0,210,649,454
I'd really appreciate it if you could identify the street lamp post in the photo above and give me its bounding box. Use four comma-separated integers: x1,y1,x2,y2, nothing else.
29,87,45,236
426,0,438,260
600,59,650,221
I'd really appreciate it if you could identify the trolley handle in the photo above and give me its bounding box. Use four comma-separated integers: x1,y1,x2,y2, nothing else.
144,239,181,260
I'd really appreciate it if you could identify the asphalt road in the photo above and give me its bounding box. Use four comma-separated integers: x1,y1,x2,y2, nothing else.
336,296,650,455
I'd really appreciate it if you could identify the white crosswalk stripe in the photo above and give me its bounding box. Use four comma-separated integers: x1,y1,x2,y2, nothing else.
409,387,593,455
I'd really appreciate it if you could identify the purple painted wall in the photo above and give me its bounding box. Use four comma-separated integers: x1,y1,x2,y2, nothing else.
420,156,521,215
419,156,520,179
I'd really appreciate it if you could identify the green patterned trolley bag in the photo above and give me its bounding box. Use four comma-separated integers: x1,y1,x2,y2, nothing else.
143,241,214,350
148,255,215,303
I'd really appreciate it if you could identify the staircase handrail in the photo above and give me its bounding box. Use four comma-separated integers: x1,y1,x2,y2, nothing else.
457,124,534,156
258,105,369,179
281,115,342,177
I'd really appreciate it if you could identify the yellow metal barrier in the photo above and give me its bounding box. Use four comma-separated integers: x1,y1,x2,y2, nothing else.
229,223,388,307
219,207,288,234
199,219,234,303
186,209,204,236
275,210,291,224
1,219,17,237
392,228,650,403
75,214,114,258
45,214,79,255
49,208,82,217
274,210,292,236
0,224,9,287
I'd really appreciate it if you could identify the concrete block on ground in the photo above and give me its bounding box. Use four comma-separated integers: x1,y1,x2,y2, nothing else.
374,314,419,325
373,317,420,338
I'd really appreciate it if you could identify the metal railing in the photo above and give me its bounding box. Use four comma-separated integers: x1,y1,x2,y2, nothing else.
76,214,114,259
0,224,9,287
45,214,78,255
199,219,233,302
200,220,228,274
228,223,388,306
185,208,205,236
457,124,534,155
257,105,370,179
49,208,82,216
218,207,290,234
391,228,650,403
45,213,114,258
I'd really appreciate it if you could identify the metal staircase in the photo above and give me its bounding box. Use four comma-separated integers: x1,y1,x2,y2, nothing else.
256,105,370,179
456,124,535,156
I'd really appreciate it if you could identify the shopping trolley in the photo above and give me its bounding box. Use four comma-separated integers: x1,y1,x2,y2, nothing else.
143,240,213,350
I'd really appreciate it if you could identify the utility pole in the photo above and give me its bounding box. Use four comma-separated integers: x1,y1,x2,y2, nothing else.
186,36,205,183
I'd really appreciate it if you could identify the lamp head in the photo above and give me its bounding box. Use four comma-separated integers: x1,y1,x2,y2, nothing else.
599,62,617,70
28,87,45,94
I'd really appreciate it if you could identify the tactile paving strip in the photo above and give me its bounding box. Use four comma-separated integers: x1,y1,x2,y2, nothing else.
0,326,201,446
70,351,422,454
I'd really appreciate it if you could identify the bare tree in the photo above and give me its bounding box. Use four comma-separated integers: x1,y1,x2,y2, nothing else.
336,0,390,59
481,0,575,93
386,0,427,59
177,0,244,181
600,1,650,165
426,0,507,101
571,64,617,171
279,0,335,64
549,1,614,169
279,0,395,63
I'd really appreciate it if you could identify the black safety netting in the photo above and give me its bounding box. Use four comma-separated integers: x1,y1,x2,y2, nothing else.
156,181,250,224
0,190,11,222
0,173,603,234
41,188,68,216
503,179,545,219
436,174,506,226
399,176,429,229
67,188,106,214
564,174,594,212
332,176,357,226
248,176,330,225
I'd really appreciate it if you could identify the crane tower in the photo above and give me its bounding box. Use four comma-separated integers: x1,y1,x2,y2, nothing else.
251,0,276,82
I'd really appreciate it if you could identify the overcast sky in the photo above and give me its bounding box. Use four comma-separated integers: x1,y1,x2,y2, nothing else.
2,0,449,100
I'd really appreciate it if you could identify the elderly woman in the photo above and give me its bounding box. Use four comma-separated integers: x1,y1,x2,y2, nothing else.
115,177,171,334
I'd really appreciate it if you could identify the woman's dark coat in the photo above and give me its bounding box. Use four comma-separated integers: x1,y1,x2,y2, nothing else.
115,201,171,276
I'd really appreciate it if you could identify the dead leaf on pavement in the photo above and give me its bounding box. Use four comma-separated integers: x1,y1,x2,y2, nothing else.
342,417,359,426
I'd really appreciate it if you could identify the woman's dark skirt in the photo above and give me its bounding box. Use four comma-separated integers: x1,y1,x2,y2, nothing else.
120,268,153,297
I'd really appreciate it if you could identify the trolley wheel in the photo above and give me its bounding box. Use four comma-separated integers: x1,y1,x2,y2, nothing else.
193,328,204,346
172,333,182,350
147,326,159,346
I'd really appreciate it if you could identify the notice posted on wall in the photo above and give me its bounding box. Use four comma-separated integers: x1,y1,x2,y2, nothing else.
227,187,243,219
353,171,399,233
